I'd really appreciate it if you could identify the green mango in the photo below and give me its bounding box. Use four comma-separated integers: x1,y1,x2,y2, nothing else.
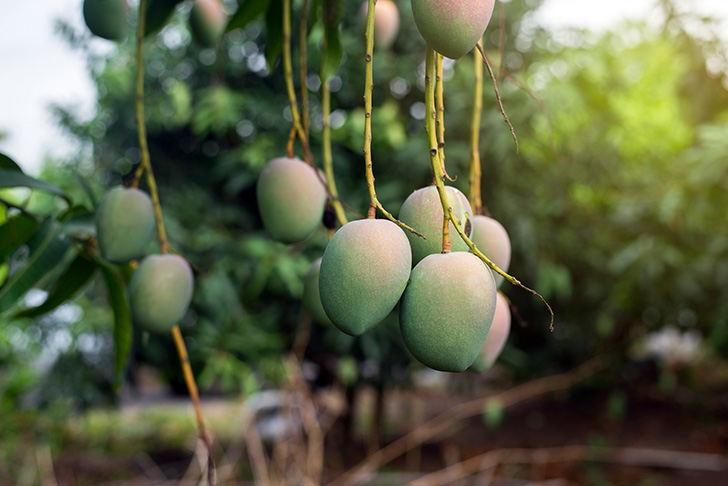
410,0,495,59
470,215,511,287
400,252,496,372
470,291,511,372
189,0,227,48
129,254,194,333
96,186,155,263
398,185,473,266
319,219,411,336
83,0,129,41
256,157,327,244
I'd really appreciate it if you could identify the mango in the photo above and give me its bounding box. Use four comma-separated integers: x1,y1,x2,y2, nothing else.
470,215,511,287
398,185,473,265
129,254,194,333
470,291,511,372
360,0,400,49
410,0,495,59
96,186,155,263
400,252,496,372
83,0,129,41
256,157,327,243
319,219,411,336
302,257,332,326
189,0,227,48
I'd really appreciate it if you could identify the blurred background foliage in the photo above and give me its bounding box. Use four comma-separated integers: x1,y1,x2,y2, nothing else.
1,0,728,465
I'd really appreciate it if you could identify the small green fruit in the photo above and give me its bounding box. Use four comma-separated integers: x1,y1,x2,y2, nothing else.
400,252,497,372
189,0,227,48
96,186,155,263
129,254,194,333
256,157,327,243
83,0,129,41
302,257,332,326
470,291,511,372
470,215,511,287
319,219,412,336
410,0,495,59
398,185,473,265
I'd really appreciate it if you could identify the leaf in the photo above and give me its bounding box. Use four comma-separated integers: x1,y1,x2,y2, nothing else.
0,218,71,314
14,254,97,319
0,153,23,172
74,171,98,209
308,0,320,38
226,0,269,33
320,24,342,81
0,169,71,204
0,213,40,262
144,0,185,37
100,263,133,390
264,0,283,70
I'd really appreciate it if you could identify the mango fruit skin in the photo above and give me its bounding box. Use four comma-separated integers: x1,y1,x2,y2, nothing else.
83,0,129,41
96,186,156,263
302,257,333,326
256,157,327,244
470,291,511,372
410,0,495,59
319,219,412,336
398,185,473,265
400,252,496,372
360,0,400,49
470,215,511,287
129,254,194,334
189,0,227,48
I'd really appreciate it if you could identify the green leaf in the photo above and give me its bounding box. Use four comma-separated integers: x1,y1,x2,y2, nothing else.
264,0,283,70
308,0,320,37
482,398,505,429
0,214,40,262
14,254,97,319
320,24,342,81
0,153,23,172
74,172,98,209
0,169,71,204
144,0,185,37
226,0,269,32
100,263,133,390
0,218,71,314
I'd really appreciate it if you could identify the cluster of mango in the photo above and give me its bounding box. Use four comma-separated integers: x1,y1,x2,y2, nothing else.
257,156,512,373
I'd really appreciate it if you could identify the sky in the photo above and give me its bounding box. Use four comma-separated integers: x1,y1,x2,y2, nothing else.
1,0,728,175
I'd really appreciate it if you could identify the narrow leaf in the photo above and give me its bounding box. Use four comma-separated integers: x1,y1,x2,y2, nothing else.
100,263,133,390
0,153,23,172
0,169,71,204
226,0,269,32
0,218,71,314
14,254,97,319
264,0,283,70
74,171,98,209
144,0,185,37
321,25,342,81
0,214,40,262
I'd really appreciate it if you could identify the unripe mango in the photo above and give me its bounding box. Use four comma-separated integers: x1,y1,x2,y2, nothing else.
470,291,511,372
410,0,495,59
256,157,327,243
129,254,194,333
319,219,411,336
398,185,473,265
302,257,332,326
83,0,129,41
360,0,401,49
189,0,227,48
470,215,511,287
96,186,155,263
400,252,497,372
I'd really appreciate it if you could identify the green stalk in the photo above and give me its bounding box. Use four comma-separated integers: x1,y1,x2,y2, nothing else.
134,2,215,482
424,45,553,331
322,79,347,226
469,41,484,215
362,0,423,236
299,0,310,140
